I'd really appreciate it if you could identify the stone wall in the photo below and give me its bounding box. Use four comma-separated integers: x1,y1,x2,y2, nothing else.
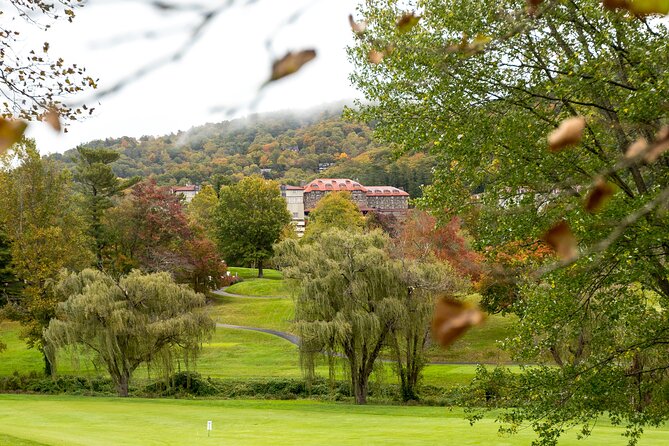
367,195,409,210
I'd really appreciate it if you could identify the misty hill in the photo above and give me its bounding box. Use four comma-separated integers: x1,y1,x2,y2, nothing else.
50,106,434,197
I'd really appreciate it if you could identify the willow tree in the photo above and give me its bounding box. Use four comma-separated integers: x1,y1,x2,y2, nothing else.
276,229,403,404
44,269,214,397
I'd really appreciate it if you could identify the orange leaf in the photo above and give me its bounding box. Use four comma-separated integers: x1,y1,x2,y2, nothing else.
0,118,28,153
585,178,614,213
368,50,385,64
543,221,578,260
44,107,61,133
268,50,317,82
431,296,485,347
548,117,586,152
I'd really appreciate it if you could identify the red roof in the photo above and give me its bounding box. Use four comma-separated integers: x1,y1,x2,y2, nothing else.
172,185,198,192
282,185,304,190
365,186,410,197
304,178,367,193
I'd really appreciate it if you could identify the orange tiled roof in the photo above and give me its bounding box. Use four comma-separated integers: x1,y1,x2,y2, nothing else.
365,186,410,197
304,178,367,193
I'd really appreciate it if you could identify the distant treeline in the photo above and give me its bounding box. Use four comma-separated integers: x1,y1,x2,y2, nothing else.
48,106,434,198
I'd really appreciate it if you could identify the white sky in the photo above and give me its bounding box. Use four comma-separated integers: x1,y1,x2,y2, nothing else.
21,0,363,153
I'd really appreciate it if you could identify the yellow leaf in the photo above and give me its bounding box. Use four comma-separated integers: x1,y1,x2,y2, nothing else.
0,118,28,153
397,12,420,34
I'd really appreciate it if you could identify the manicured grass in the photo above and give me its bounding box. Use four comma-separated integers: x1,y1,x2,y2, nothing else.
1,395,668,446
197,328,301,379
228,267,283,280
209,295,294,332
225,278,293,297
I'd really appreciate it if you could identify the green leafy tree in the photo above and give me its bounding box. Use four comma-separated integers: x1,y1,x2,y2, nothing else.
215,176,291,278
303,191,365,241
73,146,139,268
187,184,218,239
44,269,215,397
350,0,669,442
0,141,92,373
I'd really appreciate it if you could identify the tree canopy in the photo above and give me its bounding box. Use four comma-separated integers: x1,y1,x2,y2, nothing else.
349,0,669,442
215,176,291,277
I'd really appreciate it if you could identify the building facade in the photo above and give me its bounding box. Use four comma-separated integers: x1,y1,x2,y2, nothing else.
280,185,306,237
171,185,200,203
280,178,409,236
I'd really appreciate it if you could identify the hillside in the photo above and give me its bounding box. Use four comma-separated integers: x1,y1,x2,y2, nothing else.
49,106,434,197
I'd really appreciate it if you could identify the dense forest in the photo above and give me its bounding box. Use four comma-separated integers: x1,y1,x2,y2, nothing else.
48,106,434,198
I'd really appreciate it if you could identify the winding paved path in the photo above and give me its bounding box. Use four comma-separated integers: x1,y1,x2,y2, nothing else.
216,323,300,345
212,287,287,299
214,286,516,366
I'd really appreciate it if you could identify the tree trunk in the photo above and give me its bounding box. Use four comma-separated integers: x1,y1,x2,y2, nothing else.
42,350,53,376
353,373,369,404
116,372,130,397
258,259,264,278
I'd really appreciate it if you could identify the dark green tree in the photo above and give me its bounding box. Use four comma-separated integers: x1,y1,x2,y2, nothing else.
73,146,139,269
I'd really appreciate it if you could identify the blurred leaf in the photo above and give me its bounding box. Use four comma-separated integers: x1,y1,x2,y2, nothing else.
397,12,420,34
268,50,317,82
431,296,485,347
585,178,614,213
627,0,669,14
548,116,586,152
625,137,647,159
0,118,28,153
645,126,669,163
368,50,385,64
543,221,578,260
44,107,62,133
349,14,367,36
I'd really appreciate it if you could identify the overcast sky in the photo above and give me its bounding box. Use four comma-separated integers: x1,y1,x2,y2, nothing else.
22,0,363,154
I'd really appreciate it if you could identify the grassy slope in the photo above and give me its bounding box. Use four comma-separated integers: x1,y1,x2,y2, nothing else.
1,272,514,387
209,295,294,332
225,279,292,297
1,395,668,446
227,267,283,280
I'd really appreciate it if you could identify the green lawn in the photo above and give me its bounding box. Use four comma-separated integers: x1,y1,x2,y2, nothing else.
209,295,294,332
228,267,283,280
225,278,293,297
1,395,668,446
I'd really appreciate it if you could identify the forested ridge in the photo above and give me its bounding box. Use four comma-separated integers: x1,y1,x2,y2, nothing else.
48,105,434,197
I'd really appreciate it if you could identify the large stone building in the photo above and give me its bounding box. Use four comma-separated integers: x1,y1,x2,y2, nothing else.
281,178,409,236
